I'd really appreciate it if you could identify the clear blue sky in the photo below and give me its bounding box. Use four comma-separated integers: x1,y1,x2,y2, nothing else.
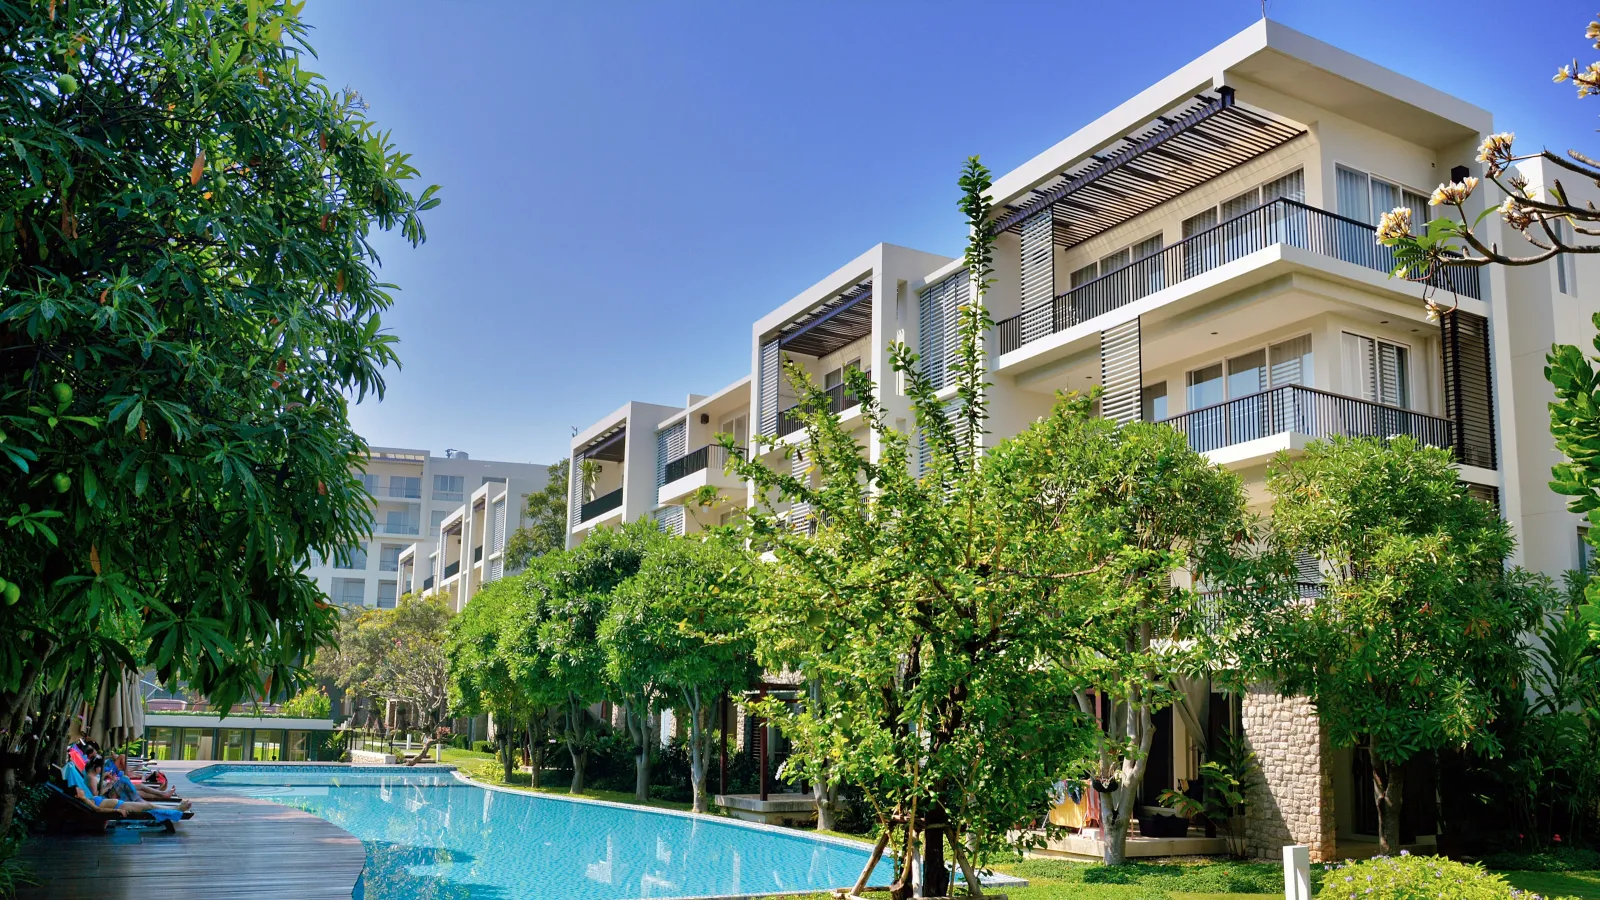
302,0,1594,465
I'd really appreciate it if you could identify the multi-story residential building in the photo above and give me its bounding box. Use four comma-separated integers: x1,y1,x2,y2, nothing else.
307,447,547,611
561,20,1595,860
411,463,548,610
566,400,688,546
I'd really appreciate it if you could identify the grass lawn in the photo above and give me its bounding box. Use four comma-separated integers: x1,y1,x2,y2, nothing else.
436,747,496,765
1501,870,1600,899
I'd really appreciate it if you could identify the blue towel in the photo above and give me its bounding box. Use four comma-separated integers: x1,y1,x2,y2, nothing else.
61,764,94,802
147,807,182,823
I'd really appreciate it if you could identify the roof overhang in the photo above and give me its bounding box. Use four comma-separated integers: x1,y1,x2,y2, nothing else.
579,425,627,462
989,20,1490,217
994,88,1305,249
774,280,873,357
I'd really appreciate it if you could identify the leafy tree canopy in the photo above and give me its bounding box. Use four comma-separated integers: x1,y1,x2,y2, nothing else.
315,593,455,733
0,0,436,824
1254,436,1545,853
601,530,757,812
504,458,568,570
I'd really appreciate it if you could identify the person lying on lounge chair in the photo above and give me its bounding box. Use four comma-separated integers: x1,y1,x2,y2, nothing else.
101,757,177,801
74,759,190,815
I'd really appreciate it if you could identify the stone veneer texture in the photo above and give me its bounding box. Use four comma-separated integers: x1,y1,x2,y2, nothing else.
1241,686,1335,861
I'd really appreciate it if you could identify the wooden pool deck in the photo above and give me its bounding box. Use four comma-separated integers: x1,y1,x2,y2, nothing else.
15,760,366,900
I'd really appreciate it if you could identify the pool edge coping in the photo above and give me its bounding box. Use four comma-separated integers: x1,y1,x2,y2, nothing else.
450,768,882,855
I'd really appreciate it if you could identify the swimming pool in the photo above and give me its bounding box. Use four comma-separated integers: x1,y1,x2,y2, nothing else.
189,765,887,900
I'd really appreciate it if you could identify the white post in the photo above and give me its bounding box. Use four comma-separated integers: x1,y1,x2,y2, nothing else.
1282,844,1311,900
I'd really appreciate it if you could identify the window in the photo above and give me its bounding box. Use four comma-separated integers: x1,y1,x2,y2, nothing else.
1186,363,1224,410
1335,165,1428,229
378,544,403,572
357,473,380,493
376,581,397,609
433,474,464,502
1556,220,1579,295
1142,383,1168,422
388,476,421,499
384,510,417,535
1071,234,1163,289
719,414,749,448
333,544,367,569
430,509,449,534
331,577,365,606
1186,335,1314,411
1342,332,1410,408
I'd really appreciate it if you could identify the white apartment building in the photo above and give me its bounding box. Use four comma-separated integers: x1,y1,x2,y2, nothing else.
563,20,1597,860
410,460,548,611
308,447,548,611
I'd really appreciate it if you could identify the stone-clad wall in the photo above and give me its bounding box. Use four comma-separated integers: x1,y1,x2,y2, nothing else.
1241,687,1335,861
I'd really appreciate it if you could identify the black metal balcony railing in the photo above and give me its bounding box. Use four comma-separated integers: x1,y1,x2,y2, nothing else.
472,546,483,564
663,444,734,484
1167,583,1327,636
579,487,623,523
422,576,434,590
1159,384,1453,455
442,561,459,580
776,378,867,438
997,198,1482,355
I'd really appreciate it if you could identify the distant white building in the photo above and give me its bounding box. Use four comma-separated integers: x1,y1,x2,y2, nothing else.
307,447,548,611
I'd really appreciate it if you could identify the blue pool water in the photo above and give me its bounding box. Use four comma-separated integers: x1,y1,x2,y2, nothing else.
189,765,886,900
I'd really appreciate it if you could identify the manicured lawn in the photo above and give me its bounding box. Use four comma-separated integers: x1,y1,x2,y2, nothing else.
1501,869,1600,899
457,760,717,814
436,747,496,765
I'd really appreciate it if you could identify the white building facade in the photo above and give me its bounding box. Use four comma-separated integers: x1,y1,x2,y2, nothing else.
561,20,1597,859
308,447,548,611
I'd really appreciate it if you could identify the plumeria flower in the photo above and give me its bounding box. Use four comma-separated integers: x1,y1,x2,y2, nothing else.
1430,177,1478,206
1500,197,1534,231
1376,207,1412,242
1476,132,1515,176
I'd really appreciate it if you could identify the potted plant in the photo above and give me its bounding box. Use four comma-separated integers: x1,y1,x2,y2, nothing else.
1158,731,1260,857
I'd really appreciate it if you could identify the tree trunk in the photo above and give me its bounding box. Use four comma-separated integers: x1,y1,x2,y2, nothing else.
501,726,515,784
625,699,651,804
1102,806,1133,865
0,765,18,838
685,689,710,814
923,807,951,898
569,746,587,793
815,779,838,832
403,735,438,765
634,740,651,805
1372,757,1404,855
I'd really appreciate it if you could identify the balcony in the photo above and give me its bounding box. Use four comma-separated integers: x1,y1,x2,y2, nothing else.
579,488,623,523
997,199,1482,355
1159,384,1452,457
387,482,422,500
442,561,460,580
775,380,866,438
659,445,743,506
372,523,420,536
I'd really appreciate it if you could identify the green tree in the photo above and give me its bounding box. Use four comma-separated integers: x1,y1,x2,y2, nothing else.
989,398,1253,864
504,459,569,570
279,685,331,720
501,525,648,792
0,0,436,829
602,532,757,812
447,574,548,783
727,159,1110,899
315,594,455,762
1257,437,1544,853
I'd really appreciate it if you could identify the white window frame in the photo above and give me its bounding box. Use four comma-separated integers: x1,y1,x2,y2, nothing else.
1333,162,1431,230
1340,329,1416,411
1182,332,1315,412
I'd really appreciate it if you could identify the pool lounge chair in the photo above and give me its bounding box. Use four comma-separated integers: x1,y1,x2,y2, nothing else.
41,783,193,833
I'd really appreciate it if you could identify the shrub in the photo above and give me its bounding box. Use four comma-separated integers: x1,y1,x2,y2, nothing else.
472,741,496,755
1318,855,1527,900
279,686,332,720
1480,847,1600,872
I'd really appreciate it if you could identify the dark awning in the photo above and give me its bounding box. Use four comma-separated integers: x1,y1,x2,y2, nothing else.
579,426,626,462
993,88,1305,248
776,280,873,358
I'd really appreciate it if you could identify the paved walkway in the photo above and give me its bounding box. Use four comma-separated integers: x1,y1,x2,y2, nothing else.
15,760,365,900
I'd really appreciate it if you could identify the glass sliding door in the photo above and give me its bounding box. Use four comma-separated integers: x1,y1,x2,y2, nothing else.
147,727,176,760
286,731,310,762
220,728,247,761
